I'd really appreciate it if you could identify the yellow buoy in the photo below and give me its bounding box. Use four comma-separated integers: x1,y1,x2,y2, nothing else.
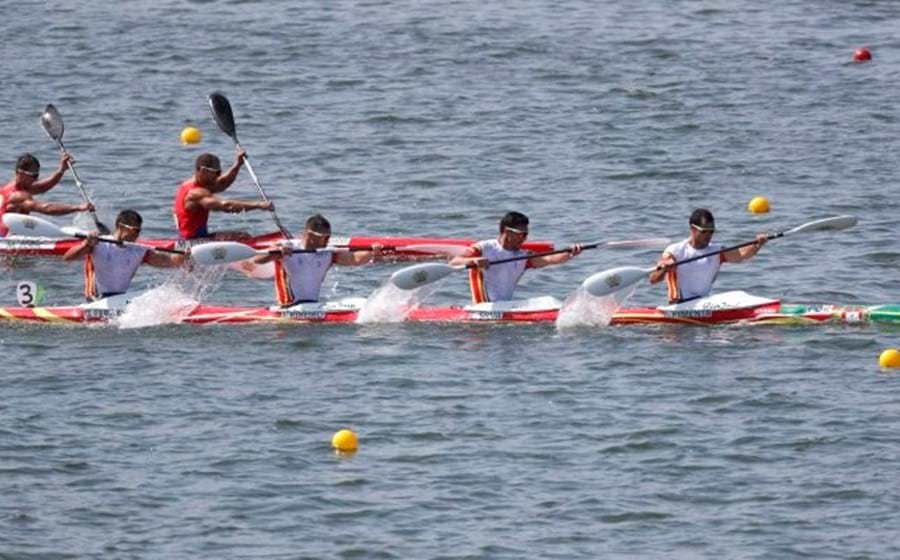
180,126,202,145
748,196,770,214
332,429,358,452
879,349,900,368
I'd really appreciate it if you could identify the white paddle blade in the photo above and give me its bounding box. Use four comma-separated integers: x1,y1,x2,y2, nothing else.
390,263,459,290
784,215,857,235
582,266,653,297
602,237,672,250
191,242,259,266
41,104,65,141
3,213,67,238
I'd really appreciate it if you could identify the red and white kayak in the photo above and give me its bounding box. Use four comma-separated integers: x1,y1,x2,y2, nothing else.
0,291,897,326
0,232,554,258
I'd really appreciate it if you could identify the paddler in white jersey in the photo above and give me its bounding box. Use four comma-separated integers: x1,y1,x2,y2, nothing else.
253,214,382,306
63,210,187,300
648,208,768,303
450,211,582,303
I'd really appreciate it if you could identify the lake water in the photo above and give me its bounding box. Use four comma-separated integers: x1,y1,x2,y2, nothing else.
2,1,900,558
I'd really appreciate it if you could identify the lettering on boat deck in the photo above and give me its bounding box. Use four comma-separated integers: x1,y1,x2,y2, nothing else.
83,308,125,320
280,310,327,320
469,311,503,321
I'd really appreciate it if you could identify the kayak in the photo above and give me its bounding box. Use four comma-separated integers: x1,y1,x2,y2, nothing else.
0,232,555,258
0,291,897,326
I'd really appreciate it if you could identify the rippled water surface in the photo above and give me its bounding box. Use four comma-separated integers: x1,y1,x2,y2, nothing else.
2,1,900,558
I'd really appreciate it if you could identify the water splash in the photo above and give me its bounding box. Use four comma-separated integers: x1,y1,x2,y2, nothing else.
115,265,226,329
115,284,199,329
356,282,429,324
556,285,636,329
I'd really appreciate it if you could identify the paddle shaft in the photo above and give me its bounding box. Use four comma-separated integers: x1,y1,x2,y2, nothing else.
661,233,775,271
52,138,107,233
465,244,589,268
74,232,186,255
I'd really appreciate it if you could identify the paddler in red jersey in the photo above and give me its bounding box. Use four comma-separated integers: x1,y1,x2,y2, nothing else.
450,211,582,303
64,209,187,301
253,214,382,306
0,153,93,237
173,150,274,240
648,208,768,303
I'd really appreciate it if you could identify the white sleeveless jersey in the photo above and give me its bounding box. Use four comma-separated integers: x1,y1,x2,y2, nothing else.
469,239,530,303
663,238,725,302
89,243,148,296
280,251,334,303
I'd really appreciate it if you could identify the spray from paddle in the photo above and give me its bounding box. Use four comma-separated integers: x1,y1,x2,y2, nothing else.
356,282,433,324
114,266,226,329
556,285,636,329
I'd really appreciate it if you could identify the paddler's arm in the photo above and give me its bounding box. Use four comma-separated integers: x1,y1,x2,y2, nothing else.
63,232,98,261
529,244,583,269
144,250,188,268
253,242,291,264
30,153,71,194
648,253,674,284
214,148,247,191
335,244,383,266
723,233,768,263
24,199,94,216
195,193,274,214
449,246,488,269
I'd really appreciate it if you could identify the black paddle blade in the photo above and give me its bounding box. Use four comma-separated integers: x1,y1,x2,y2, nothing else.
41,104,64,141
208,92,237,138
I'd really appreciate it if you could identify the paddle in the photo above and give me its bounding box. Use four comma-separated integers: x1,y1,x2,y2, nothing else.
191,240,465,266
208,92,291,239
390,237,673,290
582,215,858,297
2,213,186,255
40,104,110,235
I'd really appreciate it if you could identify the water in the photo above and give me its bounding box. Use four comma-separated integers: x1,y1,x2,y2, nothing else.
2,1,900,557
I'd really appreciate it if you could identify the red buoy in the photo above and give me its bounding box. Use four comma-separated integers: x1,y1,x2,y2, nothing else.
853,48,872,62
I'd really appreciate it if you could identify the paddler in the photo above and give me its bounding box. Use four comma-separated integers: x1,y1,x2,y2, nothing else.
0,153,93,237
173,150,274,240
253,214,382,306
648,208,768,303
64,209,187,300
450,211,582,303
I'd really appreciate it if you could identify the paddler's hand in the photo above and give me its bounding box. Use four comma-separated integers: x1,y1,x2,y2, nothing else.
279,241,294,257
755,233,768,248
85,232,99,248
656,254,675,270
79,202,95,212
259,201,274,211
60,152,73,170
474,256,490,269
235,148,248,165
569,243,583,257
370,243,383,263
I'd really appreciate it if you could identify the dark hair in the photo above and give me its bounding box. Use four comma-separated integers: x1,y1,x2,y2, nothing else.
305,214,331,233
16,153,39,173
689,208,715,228
194,153,221,171
499,211,529,233
116,209,143,228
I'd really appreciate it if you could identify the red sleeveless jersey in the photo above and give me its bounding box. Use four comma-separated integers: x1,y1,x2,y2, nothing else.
0,182,21,237
173,179,210,239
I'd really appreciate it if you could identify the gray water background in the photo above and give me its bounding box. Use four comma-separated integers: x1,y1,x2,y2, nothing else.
2,1,900,558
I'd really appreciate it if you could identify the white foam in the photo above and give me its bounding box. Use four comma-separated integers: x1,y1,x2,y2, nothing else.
115,284,199,329
555,285,635,329
355,283,425,324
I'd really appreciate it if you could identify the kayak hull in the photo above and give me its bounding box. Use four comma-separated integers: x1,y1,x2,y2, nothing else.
0,232,554,258
1,293,898,326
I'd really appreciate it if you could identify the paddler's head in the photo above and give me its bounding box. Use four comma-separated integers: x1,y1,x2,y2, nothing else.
114,209,143,242
498,211,529,251
194,153,222,189
15,153,40,189
689,208,716,249
302,214,331,250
